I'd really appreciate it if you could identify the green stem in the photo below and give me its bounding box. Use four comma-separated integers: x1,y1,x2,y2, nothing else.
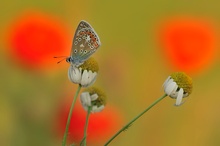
81,106,92,146
104,94,167,146
62,85,82,146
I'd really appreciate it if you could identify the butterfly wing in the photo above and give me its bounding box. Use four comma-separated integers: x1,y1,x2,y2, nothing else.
70,20,101,65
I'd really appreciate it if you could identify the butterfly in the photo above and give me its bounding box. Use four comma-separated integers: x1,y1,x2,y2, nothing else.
66,20,101,67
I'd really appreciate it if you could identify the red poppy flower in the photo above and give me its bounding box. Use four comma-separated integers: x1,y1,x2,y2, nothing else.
7,11,71,70
56,100,124,145
159,17,217,74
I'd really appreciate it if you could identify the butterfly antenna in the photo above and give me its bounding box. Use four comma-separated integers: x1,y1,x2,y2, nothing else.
54,56,68,58
54,56,68,64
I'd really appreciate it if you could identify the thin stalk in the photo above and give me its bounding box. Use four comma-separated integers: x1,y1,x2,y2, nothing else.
104,94,167,146
80,106,92,146
62,85,82,146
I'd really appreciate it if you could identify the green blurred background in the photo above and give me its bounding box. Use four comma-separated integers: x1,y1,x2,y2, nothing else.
1,0,220,146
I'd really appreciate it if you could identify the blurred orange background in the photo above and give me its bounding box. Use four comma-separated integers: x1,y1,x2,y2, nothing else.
1,0,220,146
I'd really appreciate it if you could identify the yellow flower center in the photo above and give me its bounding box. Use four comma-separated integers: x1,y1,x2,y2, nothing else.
79,57,99,72
84,87,107,107
170,72,193,95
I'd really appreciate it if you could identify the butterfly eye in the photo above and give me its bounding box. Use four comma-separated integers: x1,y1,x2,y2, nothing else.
74,49,77,53
78,38,82,41
84,50,87,53
90,46,94,49
80,49,83,53
88,43,91,46
74,41,78,45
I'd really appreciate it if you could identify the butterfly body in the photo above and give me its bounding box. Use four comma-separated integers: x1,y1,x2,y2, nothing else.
67,20,101,67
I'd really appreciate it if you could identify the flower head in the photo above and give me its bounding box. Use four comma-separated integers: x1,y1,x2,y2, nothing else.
56,101,124,144
68,57,99,87
80,87,107,113
7,11,70,70
163,72,193,106
159,17,217,74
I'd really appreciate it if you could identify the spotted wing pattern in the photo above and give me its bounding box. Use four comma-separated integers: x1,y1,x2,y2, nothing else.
70,20,101,65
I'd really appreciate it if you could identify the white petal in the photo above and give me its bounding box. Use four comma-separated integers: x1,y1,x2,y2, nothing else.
175,88,184,106
165,82,177,95
68,67,73,82
169,85,178,98
89,73,97,86
80,70,97,87
170,92,178,98
82,106,89,111
92,72,97,79
163,76,171,87
164,78,173,89
87,71,94,84
75,68,82,83
81,70,89,87
165,78,174,88
183,92,188,97
90,94,98,101
68,66,82,83
91,105,105,113
80,92,92,106
68,66,75,82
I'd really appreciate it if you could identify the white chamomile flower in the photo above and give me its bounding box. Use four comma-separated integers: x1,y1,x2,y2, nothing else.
68,57,99,87
163,72,193,106
80,87,107,113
